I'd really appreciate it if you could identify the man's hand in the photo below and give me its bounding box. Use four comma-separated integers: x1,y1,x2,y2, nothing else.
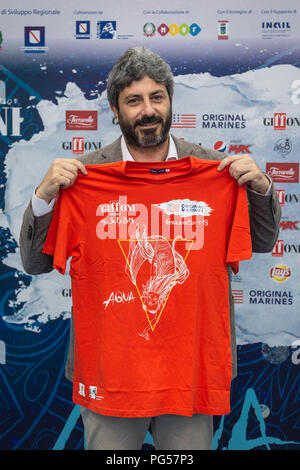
35,158,88,203
217,154,270,194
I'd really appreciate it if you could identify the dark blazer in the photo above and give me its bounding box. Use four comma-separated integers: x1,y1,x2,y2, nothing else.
19,135,281,381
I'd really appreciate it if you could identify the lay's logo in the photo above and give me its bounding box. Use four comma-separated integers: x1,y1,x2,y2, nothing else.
270,264,291,282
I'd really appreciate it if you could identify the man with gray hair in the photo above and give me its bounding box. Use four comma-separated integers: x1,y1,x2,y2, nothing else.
20,47,280,450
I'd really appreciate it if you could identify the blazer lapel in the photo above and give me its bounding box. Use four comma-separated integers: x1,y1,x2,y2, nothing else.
172,134,200,158
99,136,123,163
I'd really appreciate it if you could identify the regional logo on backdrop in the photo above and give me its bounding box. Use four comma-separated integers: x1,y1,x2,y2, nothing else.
218,20,229,40
75,21,91,39
97,21,117,39
143,23,156,37
22,27,48,53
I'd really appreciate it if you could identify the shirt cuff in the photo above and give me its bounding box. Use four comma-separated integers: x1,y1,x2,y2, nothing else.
246,174,272,196
31,188,57,216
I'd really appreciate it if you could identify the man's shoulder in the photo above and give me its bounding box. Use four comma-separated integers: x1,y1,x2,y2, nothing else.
173,135,226,161
75,136,122,165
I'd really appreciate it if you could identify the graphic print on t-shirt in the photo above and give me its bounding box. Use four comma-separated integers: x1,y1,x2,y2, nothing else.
104,196,214,340
118,224,192,340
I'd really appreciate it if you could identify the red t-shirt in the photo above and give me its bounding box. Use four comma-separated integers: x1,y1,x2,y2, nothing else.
43,156,252,417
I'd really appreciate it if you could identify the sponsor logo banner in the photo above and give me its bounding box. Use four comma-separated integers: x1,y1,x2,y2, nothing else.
272,240,284,257
263,113,300,130
232,289,244,304
171,113,196,128
262,21,291,39
272,240,300,256
280,220,299,230
66,111,98,130
144,23,201,37
228,143,252,154
266,163,299,183
214,141,226,152
214,141,252,153
202,114,246,129
61,138,101,154
270,264,291,282
249,289,293,305
276,189,300,206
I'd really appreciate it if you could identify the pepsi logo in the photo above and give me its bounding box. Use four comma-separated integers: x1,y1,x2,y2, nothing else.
214,141,226,152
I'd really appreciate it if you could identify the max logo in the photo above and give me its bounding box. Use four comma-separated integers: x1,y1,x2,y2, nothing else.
280,221,299,230
229,144,252,154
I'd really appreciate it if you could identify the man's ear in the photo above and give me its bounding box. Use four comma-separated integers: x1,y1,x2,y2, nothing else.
110,105,118,123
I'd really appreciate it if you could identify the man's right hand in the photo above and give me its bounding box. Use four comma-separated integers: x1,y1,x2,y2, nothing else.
35,158,88,203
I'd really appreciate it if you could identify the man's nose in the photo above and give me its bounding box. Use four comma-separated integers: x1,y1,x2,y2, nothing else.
141,98,155,116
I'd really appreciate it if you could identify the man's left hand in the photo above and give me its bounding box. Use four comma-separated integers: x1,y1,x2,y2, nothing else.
217,154,270,195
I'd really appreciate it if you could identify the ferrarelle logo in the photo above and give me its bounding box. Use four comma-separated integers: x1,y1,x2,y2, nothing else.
96,196,213,250
65,110,98,130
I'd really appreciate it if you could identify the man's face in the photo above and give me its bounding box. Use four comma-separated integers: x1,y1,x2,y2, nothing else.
112,75,172,148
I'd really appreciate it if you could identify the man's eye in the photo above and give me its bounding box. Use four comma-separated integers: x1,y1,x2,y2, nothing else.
152,95,163,101
127,98,139,105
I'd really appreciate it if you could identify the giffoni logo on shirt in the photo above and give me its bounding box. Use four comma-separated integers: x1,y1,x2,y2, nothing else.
96,195,212,250
96,196,213,340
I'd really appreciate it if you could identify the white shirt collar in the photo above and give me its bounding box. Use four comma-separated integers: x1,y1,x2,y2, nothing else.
121,135,178,161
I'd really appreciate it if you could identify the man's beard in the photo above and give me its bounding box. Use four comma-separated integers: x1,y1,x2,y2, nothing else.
117,107,172,149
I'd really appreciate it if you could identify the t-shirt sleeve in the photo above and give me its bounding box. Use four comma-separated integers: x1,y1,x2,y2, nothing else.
42,188,83,275
226,184,252,274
